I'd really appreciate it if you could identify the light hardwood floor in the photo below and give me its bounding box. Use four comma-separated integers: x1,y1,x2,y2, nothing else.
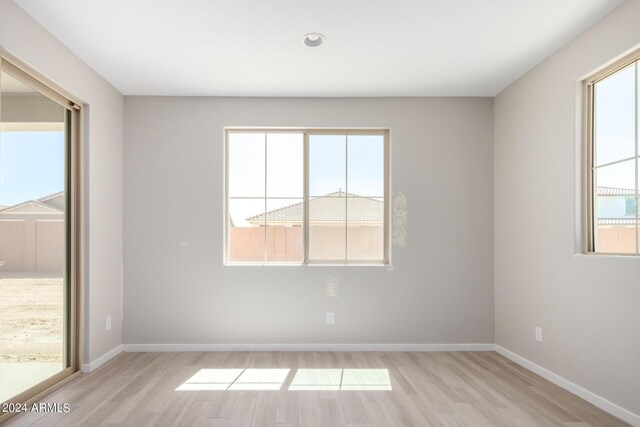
4,351,629,426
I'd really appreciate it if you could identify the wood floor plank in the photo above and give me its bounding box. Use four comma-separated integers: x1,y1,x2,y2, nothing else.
226,396,257,427
251,392,277,427
3,351,631,427
337,391,370,424
203,418,228,427
363,402,395,427
297,391,323,427
274,391,299,425
177,400,214,426
319,398,346,427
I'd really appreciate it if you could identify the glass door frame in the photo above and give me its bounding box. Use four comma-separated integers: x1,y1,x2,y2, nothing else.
0,50,82,416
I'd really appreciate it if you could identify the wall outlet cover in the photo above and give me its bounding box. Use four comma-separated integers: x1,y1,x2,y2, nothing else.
326,312,335,325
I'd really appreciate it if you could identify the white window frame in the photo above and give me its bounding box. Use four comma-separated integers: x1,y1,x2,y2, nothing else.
224,128,390,265
584,48,640,255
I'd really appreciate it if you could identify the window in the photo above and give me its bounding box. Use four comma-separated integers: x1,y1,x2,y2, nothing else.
585,51,640,254
225,129,389,264
0,52,80,414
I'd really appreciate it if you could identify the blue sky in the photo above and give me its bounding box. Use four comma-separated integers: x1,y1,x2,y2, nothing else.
0,131,65,207
594,62,639,191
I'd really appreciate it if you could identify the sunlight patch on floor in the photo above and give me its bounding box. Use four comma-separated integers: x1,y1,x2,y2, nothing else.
290,369,392,391
175,368,391,391
176,368,290,391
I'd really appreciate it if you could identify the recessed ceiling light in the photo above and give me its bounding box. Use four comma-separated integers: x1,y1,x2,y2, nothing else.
303,33,325,47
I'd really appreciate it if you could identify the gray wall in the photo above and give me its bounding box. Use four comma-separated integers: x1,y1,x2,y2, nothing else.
494,0,640,417
0,0,124,363
123,97,494,346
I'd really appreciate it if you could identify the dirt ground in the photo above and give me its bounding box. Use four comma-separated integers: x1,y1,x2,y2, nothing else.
0,275,64,362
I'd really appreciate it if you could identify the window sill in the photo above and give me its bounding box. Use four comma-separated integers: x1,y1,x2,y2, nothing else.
573,252,640,259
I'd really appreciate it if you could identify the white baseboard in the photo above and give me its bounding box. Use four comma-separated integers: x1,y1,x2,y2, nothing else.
81,344,123,373
122,343,494,352
495,345,640,427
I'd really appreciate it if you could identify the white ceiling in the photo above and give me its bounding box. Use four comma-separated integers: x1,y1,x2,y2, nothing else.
15,0,624,97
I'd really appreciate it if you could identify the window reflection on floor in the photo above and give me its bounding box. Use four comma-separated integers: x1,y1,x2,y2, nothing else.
175,368,392,392
176,369,290,391
289,368,342,391
291,369,392,391
229,369,290,390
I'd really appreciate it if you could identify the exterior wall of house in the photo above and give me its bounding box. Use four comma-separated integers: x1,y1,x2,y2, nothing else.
0,220,26,269
0,218,64,273
596,196,637,252
596,226,636,254
597,196,633,218
229,226,304,262
228,225,383,262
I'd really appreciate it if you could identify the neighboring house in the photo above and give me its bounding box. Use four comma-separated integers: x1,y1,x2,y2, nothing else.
594,186,638,253
37,191,66,212
596,186,638,224
246,191,384,227
229,191,384,262
0,191,65,274
0,192,64,218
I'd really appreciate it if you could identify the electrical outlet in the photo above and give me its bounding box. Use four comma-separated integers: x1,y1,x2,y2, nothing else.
106,315,112,331
535,326,542,343
326,312,335,325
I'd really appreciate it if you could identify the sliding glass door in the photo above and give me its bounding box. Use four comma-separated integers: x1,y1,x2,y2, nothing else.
0,55,79,409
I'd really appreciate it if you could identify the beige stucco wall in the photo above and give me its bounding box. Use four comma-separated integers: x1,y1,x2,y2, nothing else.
0,218,64,274
596,226,637,254
228,225,383,262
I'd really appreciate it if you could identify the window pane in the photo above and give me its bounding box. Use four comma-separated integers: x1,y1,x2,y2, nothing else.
266,133,303,197
265,198,303,262
347,135,384,197
594,63,636,166
228,198,265,262
228,133,265,197
347,197,384,260
309,135,346,197
595,159,635,190
309,193,346,260
594,160,637,253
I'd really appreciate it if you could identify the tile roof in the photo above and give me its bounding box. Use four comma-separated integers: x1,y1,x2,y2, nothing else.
597,186,637,196
0,191,64,214
247,191,383,223
597,218,638,226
